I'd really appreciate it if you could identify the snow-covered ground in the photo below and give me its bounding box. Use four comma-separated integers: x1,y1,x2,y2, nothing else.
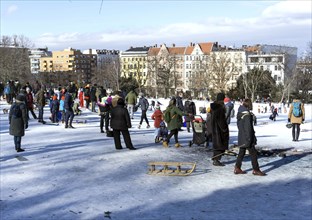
0,98,311,220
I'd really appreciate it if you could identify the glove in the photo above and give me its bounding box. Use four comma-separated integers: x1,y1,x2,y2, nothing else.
302,119,305,122
25,124,28,129
288,118,290,122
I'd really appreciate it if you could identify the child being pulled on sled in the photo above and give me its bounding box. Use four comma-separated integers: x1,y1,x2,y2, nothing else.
157,121,168,143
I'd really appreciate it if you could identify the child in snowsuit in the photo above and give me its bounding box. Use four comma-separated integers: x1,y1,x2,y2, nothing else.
269,108,278,121
50,95,60,123
157,121,168,143
151,105,163,142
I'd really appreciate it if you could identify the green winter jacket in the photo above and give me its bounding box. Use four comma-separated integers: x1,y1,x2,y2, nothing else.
125,91,137,105
166,105,187,131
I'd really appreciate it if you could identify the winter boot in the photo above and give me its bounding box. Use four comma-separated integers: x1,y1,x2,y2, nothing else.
17,148,25,152
234,166,246,174
162,141,169,148
175,143,181,148
137,124,141,129
292,128,296,141
252,169,266,176
213,159,225,166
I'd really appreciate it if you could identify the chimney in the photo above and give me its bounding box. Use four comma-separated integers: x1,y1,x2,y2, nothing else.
190,42,192,46
172,43,175,47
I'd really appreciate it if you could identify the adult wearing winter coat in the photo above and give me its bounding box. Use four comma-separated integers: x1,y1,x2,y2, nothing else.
36,88,46,124
224,97,234,125
9,95,28,152
64,89,75,128
163,98,188,148
184,97,196,132
210,93,229,166
234,99,266,176
136,93,150,129
84,85,91,109
25,87,37,120
288,98,305,141
90,84,97,112
125,89,137,119
176,93,184,111
110,98,136,150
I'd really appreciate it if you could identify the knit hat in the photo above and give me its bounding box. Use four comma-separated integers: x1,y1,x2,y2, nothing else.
224,97,230,103
216,93,225,101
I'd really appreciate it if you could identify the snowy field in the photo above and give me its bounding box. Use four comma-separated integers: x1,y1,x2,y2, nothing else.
0,98,311,220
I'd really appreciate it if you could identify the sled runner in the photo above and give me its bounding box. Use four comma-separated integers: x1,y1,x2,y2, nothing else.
147,162,196,176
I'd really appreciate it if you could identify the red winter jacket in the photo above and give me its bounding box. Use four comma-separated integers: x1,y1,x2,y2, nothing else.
151,109,163,128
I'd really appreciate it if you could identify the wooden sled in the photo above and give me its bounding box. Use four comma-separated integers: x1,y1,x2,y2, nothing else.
147,162,196,176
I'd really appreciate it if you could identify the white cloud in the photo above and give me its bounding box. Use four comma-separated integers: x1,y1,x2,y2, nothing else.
262,0,311,18
34,0,311,54
6,5,18,15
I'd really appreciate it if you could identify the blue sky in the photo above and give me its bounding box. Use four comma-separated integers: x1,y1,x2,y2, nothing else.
1,0,311,55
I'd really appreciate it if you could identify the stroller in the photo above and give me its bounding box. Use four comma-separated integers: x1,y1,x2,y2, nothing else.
189,115,209,147
155,121,168,143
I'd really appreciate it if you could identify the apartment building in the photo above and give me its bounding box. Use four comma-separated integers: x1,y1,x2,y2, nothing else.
244,44,297,85
120,46,150,86
29,48,51,74
83,49,120,89
40,48,97,83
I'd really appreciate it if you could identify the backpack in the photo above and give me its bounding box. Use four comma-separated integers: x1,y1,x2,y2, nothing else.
11,104,22,118
100,97,111,112
292,102,302,117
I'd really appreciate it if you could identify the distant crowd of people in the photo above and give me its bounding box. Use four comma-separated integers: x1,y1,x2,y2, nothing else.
3,79,305,176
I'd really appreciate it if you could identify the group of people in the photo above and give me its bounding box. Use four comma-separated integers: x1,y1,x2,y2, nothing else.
6,80,306,177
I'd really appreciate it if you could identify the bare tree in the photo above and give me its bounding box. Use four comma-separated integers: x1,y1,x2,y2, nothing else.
0,35,34,84
12,34,35,48
93,56,120,90
295,42,312,102
242,68,275,101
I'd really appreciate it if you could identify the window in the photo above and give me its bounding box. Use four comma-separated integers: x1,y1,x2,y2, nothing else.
250,57,259,63
265,57,271,62
260,66,263,70
275,65,277,71
278,66,282,70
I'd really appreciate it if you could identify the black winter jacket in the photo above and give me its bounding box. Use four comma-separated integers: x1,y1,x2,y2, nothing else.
9,100,27,137
210,101,229,150
236,105,257,148
110,104,132,130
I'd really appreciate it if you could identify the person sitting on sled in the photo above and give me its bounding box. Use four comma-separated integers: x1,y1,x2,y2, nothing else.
157,121,168,143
